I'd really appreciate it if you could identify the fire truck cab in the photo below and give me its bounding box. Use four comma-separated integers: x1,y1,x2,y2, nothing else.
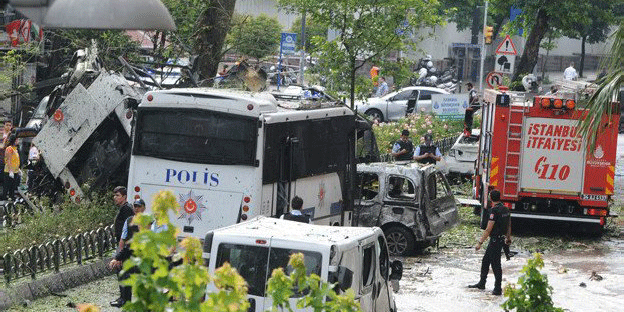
473,88,618,232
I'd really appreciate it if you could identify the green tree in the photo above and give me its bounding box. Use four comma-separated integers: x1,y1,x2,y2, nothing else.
226,14,282,62
288,15,327,53
539,29,562,81
278,0,445,108
161,0,237,82
489,0,622,82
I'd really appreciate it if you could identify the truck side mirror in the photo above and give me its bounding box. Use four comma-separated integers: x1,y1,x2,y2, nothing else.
389,260,403,281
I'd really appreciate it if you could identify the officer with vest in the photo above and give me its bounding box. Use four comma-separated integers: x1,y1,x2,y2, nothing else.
280,196,311,223
413,133,442,164
391,130,415,161
468,189,512,296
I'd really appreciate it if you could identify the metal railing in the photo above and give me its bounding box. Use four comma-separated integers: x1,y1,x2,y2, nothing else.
379,135,459,162
1,225,116,284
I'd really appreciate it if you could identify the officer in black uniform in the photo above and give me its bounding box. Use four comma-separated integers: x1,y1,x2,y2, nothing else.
281,196,311,223
413,133,442,164
468,189,512,295
391,130,414,161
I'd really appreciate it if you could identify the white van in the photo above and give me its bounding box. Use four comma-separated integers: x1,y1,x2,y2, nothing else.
203,216,403,312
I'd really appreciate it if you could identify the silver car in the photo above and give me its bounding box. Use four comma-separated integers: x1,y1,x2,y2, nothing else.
356,86,450,122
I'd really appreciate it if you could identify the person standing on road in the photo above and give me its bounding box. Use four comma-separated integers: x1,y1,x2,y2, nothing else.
391,130,415,161
109,186,134,307
413,133,442,164
280,196,310,223
2,134,20,200
376,76,389,97
563,62,578,81
109,199,146,307
468,189,512,295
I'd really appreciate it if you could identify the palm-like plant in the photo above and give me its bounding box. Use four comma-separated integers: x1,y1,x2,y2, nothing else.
579,22,624,150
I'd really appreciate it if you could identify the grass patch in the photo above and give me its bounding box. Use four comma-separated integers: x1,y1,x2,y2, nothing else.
0,191,116,254
438,182,621,253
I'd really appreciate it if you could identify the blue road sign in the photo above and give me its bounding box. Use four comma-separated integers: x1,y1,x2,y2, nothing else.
281,32,297,55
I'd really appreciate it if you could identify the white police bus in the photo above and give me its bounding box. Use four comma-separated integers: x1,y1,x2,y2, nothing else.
126,88,357,239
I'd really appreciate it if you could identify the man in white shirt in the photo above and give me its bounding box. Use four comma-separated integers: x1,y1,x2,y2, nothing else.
563,62,578,81
376,77,389,97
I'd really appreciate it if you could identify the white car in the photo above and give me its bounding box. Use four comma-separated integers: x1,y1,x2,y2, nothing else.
444,129,480,176
356,86,450,122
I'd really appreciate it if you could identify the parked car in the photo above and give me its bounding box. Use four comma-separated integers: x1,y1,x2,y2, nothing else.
355,86,450,122
203,216,403,312
444,129,480,178
355,161,460,256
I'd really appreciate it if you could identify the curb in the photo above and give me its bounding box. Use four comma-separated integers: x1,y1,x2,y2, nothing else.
0,257,114,310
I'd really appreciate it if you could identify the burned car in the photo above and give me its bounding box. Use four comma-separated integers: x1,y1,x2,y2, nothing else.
355,162,460,256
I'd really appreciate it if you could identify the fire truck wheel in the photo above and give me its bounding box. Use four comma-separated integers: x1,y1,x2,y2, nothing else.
384,225,415,256
365,109,384,122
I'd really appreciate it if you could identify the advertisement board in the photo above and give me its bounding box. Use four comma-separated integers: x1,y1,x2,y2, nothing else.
520,117,585,193
431,94,469,119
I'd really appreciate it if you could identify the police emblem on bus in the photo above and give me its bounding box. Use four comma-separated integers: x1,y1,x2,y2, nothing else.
178,190,207,224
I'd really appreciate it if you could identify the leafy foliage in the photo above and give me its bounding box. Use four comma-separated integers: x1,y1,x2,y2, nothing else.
278,0,445,108
288,15,328,53
121,190,362,311
0,191,116,253
0,44,38,101
370,113,466,155
502,253,564,312
226,14,283,61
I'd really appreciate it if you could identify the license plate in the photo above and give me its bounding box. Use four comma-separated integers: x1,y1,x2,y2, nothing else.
581,194,607,201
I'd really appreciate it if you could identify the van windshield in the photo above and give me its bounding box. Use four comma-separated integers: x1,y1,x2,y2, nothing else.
133,107,258,166
216,243,322,297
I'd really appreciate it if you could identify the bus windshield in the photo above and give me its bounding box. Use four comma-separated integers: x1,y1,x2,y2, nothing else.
133,107,258,166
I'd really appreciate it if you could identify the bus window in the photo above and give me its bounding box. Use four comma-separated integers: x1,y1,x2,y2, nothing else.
133,108,258,166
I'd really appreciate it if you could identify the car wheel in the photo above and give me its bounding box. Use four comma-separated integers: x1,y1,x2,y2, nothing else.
365,109,384,122
384,226,415,256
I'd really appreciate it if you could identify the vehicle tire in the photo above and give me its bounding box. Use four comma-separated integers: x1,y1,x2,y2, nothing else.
365,109,384,122
384,225,415,256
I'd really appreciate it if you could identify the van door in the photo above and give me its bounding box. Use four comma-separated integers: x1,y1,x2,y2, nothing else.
358,238,377,311
423,171,460,235
355,172,383,226
374,234,393,312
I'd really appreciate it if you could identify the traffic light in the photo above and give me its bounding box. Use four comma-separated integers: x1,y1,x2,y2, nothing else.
484,26,494,44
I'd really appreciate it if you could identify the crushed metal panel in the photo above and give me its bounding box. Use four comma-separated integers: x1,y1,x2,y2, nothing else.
33,73,138,178
34,83,104,177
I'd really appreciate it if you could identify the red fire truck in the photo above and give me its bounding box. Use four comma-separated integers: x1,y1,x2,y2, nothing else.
473,88,618,232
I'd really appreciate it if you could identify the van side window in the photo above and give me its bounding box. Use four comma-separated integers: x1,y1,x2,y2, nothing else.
387,176,416,200
362,244,375,288
357,173,379,200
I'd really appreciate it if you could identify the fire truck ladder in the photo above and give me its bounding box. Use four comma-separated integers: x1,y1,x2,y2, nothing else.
502,105,525,198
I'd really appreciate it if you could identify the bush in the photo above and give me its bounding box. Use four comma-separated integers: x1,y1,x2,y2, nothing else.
0,191,116,253
501,253,564,312
371,113,467,155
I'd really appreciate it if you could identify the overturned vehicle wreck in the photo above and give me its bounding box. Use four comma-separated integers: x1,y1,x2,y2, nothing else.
27,46,143,201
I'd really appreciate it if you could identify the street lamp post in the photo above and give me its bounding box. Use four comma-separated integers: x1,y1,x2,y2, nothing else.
478,0,489,92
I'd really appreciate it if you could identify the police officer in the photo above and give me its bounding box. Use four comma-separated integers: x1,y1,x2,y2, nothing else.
413,133,442,164
468,189,512,295
280,196,310,223
391,130,414,161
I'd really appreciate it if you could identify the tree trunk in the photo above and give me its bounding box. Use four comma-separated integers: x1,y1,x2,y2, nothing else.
193,0,237,83
512,8,550,82
541,38,552,81
579,35,586,78
350,58,356,109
